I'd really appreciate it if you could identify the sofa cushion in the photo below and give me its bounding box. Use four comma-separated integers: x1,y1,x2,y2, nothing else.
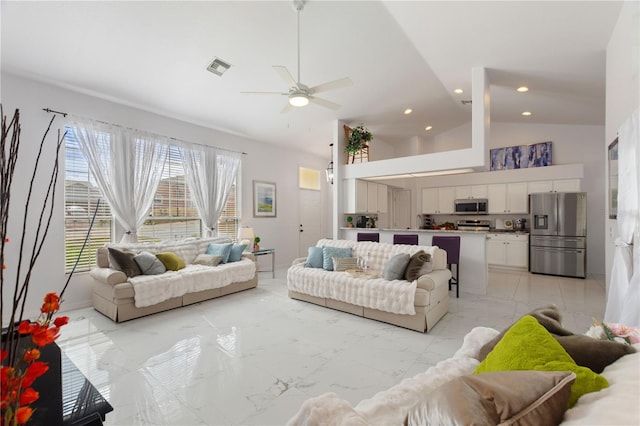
322,246,352,271
474,315,608,407
206,243,234,263
305,246,324,268
228,243,248,262
192,254,223,267
404,251,432,281
108,248,142,277
155,252,186,271
133,251,167,275
382,253,410,280
407,370,575,426
333,257,359,272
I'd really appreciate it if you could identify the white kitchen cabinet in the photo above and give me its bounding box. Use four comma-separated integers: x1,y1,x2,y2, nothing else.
344,179,387,213
486,233,529,269
528,179,581,194
488,183,528,214
377,183,388,213
422,187,455,214
455,185,488,199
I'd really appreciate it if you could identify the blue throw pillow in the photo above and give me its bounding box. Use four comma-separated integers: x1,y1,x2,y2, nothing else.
305,246,324,268
322,246,352,271
228,243,248,262
206,243,233,263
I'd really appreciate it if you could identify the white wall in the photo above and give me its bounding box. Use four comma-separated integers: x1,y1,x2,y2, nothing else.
1,73,328,320
605,0,640,290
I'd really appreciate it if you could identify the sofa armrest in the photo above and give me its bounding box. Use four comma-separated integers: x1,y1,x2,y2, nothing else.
89,267,127,286
416,269,452,291
242,252,256,262
292,257,306,266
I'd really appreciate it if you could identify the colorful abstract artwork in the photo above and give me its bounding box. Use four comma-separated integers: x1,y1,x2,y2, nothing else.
490,141,552,171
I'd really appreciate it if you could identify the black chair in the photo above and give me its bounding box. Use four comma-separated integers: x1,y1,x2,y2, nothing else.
357,233,379,242
393,234,418,245
432,236,460,298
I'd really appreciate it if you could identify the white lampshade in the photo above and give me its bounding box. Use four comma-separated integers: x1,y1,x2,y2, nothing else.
238,226,254,246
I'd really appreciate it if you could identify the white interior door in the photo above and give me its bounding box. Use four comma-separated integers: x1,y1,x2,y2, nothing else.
299,189,323,256
392,189,412,229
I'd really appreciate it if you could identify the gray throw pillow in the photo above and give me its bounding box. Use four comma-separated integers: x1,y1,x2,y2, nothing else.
382,253,410,280
404,250,432,281
108,247,142,277
322,246,352,271
133,251,167,275
305,246,324,268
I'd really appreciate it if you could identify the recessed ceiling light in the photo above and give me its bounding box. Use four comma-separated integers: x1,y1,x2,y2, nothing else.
522,111,532,116
453,88,464,94
425,126,433,131
404,108,413,115
517,86,529,92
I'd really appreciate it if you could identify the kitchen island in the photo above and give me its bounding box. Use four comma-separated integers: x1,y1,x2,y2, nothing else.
340,228,488,295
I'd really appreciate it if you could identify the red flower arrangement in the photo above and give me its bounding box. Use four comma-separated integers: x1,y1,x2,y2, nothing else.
2,293,69,425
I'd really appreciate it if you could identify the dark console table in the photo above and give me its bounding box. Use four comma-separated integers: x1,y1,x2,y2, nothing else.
62,352,113,425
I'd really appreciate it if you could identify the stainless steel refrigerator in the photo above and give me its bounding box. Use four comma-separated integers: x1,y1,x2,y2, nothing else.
529,192,587,278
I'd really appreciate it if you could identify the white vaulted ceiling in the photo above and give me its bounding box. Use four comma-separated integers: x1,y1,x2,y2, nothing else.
0,1,622,157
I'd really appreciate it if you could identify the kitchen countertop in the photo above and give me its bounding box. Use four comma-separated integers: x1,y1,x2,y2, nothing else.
341,227,529,235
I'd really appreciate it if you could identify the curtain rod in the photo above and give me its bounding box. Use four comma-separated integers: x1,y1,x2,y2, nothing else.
43,107,248,156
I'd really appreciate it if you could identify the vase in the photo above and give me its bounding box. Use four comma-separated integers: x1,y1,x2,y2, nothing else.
253,243,260,251
2,332,63,426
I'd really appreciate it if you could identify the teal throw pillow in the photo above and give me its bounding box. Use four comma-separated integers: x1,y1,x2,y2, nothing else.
228,243,248,262
474,315,608,408
305,246,324,268
206,243,234,263
322,246,352,271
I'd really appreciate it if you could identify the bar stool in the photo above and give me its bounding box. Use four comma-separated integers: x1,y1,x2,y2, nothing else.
393,234,418,245
357,232,379,242
432,236,460,298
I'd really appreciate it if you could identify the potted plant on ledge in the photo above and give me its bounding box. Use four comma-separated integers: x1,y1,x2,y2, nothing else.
345,124,372,164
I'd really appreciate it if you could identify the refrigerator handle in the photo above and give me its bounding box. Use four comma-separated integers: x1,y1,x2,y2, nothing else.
534,214,548,230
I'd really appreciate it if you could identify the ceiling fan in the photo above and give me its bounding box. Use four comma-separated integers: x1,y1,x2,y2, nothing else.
241,0,353,113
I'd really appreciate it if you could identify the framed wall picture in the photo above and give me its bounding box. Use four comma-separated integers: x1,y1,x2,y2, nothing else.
253,181,277,217
608,138,618,219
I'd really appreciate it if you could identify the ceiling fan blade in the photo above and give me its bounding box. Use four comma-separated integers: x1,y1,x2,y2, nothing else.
309,96,341,110
273,66,298,88
280,103,293,114
309,77,353,94
240,91,288,95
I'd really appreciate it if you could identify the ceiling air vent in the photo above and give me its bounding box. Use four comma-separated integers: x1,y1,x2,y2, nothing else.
207,57,231,77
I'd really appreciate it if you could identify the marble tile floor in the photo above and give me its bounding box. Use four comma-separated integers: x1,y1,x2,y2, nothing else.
57,269,606,425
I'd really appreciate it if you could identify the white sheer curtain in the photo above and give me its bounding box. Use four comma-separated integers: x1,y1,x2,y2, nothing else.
605,108,640,326
179,143,241,237
69,119,168,243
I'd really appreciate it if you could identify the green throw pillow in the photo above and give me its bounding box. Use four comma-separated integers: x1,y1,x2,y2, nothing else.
155,252,186,271
474,315,608,408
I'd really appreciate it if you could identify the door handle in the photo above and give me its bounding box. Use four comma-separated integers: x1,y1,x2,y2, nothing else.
300,229,304,233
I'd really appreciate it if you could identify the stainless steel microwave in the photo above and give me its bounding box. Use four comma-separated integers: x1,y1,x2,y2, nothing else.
454,199,488,215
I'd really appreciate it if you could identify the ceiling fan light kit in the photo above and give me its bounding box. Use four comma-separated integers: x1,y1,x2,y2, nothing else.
241,0,352,112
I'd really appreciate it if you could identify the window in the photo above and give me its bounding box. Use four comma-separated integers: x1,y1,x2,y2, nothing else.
64,130,112,272
65,129,240,271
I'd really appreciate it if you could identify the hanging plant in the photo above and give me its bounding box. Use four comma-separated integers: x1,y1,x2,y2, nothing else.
345,124,372,154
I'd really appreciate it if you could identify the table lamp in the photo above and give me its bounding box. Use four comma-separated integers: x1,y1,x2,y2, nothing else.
238,226,254,247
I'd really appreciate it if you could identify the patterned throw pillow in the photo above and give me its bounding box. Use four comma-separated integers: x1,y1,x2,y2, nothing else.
192,254,223,267
333,257,359,272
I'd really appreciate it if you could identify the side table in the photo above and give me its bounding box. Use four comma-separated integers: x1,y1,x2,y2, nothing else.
253,248,275,278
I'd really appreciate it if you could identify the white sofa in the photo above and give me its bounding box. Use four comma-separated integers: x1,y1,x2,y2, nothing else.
90,237,257,322
288,326,640,425
287,239,451,332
